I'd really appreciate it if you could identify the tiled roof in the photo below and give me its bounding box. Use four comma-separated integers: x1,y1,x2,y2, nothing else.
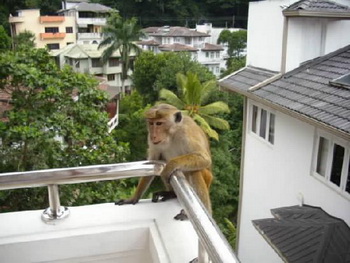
220,66,278,92
62,2,113,13
253,205,350,263
201,43,224,51
137,39,160,46
159,43,198,52
283,0,350,17
148,26,209,37
219,45,350,135
286,0,349,12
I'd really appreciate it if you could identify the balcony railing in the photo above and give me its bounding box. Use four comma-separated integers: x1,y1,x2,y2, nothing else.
40,32,66,40
0,161,240,263
40,16,65,23
77,32,103,40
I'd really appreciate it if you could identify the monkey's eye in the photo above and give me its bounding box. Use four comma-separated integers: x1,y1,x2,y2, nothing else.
155,122,163,126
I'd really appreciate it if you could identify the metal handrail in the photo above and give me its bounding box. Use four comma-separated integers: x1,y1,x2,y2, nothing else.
0,161,239,263
0,161,156,190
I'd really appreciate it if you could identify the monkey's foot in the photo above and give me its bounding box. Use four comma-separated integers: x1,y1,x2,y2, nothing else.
115,198,138,205
152,191,177,202
174,209,188,221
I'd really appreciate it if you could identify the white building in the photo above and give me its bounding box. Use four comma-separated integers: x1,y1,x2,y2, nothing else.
58,1,113,45
219,0,350,262
51,43,134,94
138,26,225,77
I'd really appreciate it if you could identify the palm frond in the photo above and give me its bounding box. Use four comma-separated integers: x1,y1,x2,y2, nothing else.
159,88,186,109
199,101,230,115
193,114,219,140
200,79,217,103
201,114,230,130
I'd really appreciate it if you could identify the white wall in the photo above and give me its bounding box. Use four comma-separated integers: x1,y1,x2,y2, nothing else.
246,0,295,72
246,0,350,73
237,99,350,263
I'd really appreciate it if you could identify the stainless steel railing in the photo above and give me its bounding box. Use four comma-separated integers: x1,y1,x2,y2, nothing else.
0,161,239,263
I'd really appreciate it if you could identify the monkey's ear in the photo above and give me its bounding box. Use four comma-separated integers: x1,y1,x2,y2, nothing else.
174,111,182,123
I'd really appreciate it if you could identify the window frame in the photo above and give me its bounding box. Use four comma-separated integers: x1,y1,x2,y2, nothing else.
312,130,350,198
249,102,276,145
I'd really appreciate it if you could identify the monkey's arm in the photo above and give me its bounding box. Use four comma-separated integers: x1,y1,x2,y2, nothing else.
160,152,211,181
115,176,155,205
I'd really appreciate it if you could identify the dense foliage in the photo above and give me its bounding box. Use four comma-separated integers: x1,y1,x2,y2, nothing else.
0,47,130,211
133,51,215,105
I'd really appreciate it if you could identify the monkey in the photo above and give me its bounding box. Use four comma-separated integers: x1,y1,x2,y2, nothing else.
116,103,213,220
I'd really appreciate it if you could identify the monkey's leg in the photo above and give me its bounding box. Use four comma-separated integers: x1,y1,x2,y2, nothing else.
174,209,188,221
115,176,155,205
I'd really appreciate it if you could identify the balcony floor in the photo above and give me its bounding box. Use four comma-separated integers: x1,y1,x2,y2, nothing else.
0,199,198,263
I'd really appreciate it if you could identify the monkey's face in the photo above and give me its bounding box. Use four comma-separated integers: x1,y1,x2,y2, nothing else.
147,118,170,145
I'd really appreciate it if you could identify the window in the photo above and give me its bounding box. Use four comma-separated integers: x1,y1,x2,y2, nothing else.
107,74,115,81
185,37,191,45
109,58,120,67
45,27,59,33
46,43,60,50
66,27,73,33
206,52,209,58
313,132,350,196
91,58,102,68
75,60,80,69
250,104,275,144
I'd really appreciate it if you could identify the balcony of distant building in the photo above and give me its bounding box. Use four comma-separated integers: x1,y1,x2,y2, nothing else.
39,16,65,23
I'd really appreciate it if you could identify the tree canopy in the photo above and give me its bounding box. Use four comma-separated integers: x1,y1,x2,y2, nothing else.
0,47,128,171
133,51,215,105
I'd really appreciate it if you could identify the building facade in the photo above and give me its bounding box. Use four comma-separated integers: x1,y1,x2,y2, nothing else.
52,43,134,95
219,0,350,262
138,26,225,77
9,2,113,50
9,9,76,50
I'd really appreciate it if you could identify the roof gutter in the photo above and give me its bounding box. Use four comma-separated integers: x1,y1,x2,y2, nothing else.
283,10,350,19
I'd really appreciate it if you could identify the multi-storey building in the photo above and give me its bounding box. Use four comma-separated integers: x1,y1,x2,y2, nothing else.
58,2,113,45
9,9,76,50
9,2,113,50
52,43,134,95
137,26,225,77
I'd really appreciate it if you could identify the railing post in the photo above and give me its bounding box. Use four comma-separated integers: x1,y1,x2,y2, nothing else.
42,184,69,222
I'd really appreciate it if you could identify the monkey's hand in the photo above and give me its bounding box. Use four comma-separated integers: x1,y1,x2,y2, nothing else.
115,198,139,205
152,191,177,202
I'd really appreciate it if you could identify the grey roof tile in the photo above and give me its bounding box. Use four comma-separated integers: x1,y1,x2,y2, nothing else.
253,205,350,263
220,44,350,134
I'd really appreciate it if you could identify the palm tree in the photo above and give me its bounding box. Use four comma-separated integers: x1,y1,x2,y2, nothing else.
159,72,230,140
98,12,144,94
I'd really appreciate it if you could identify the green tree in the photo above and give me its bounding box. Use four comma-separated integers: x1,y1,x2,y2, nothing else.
99,12,144,94
0,47,130,211
218,29,247,77
159,72,229,140
0,25,11,51
218,29,247,59
12,30,35,50
133,52,215,105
